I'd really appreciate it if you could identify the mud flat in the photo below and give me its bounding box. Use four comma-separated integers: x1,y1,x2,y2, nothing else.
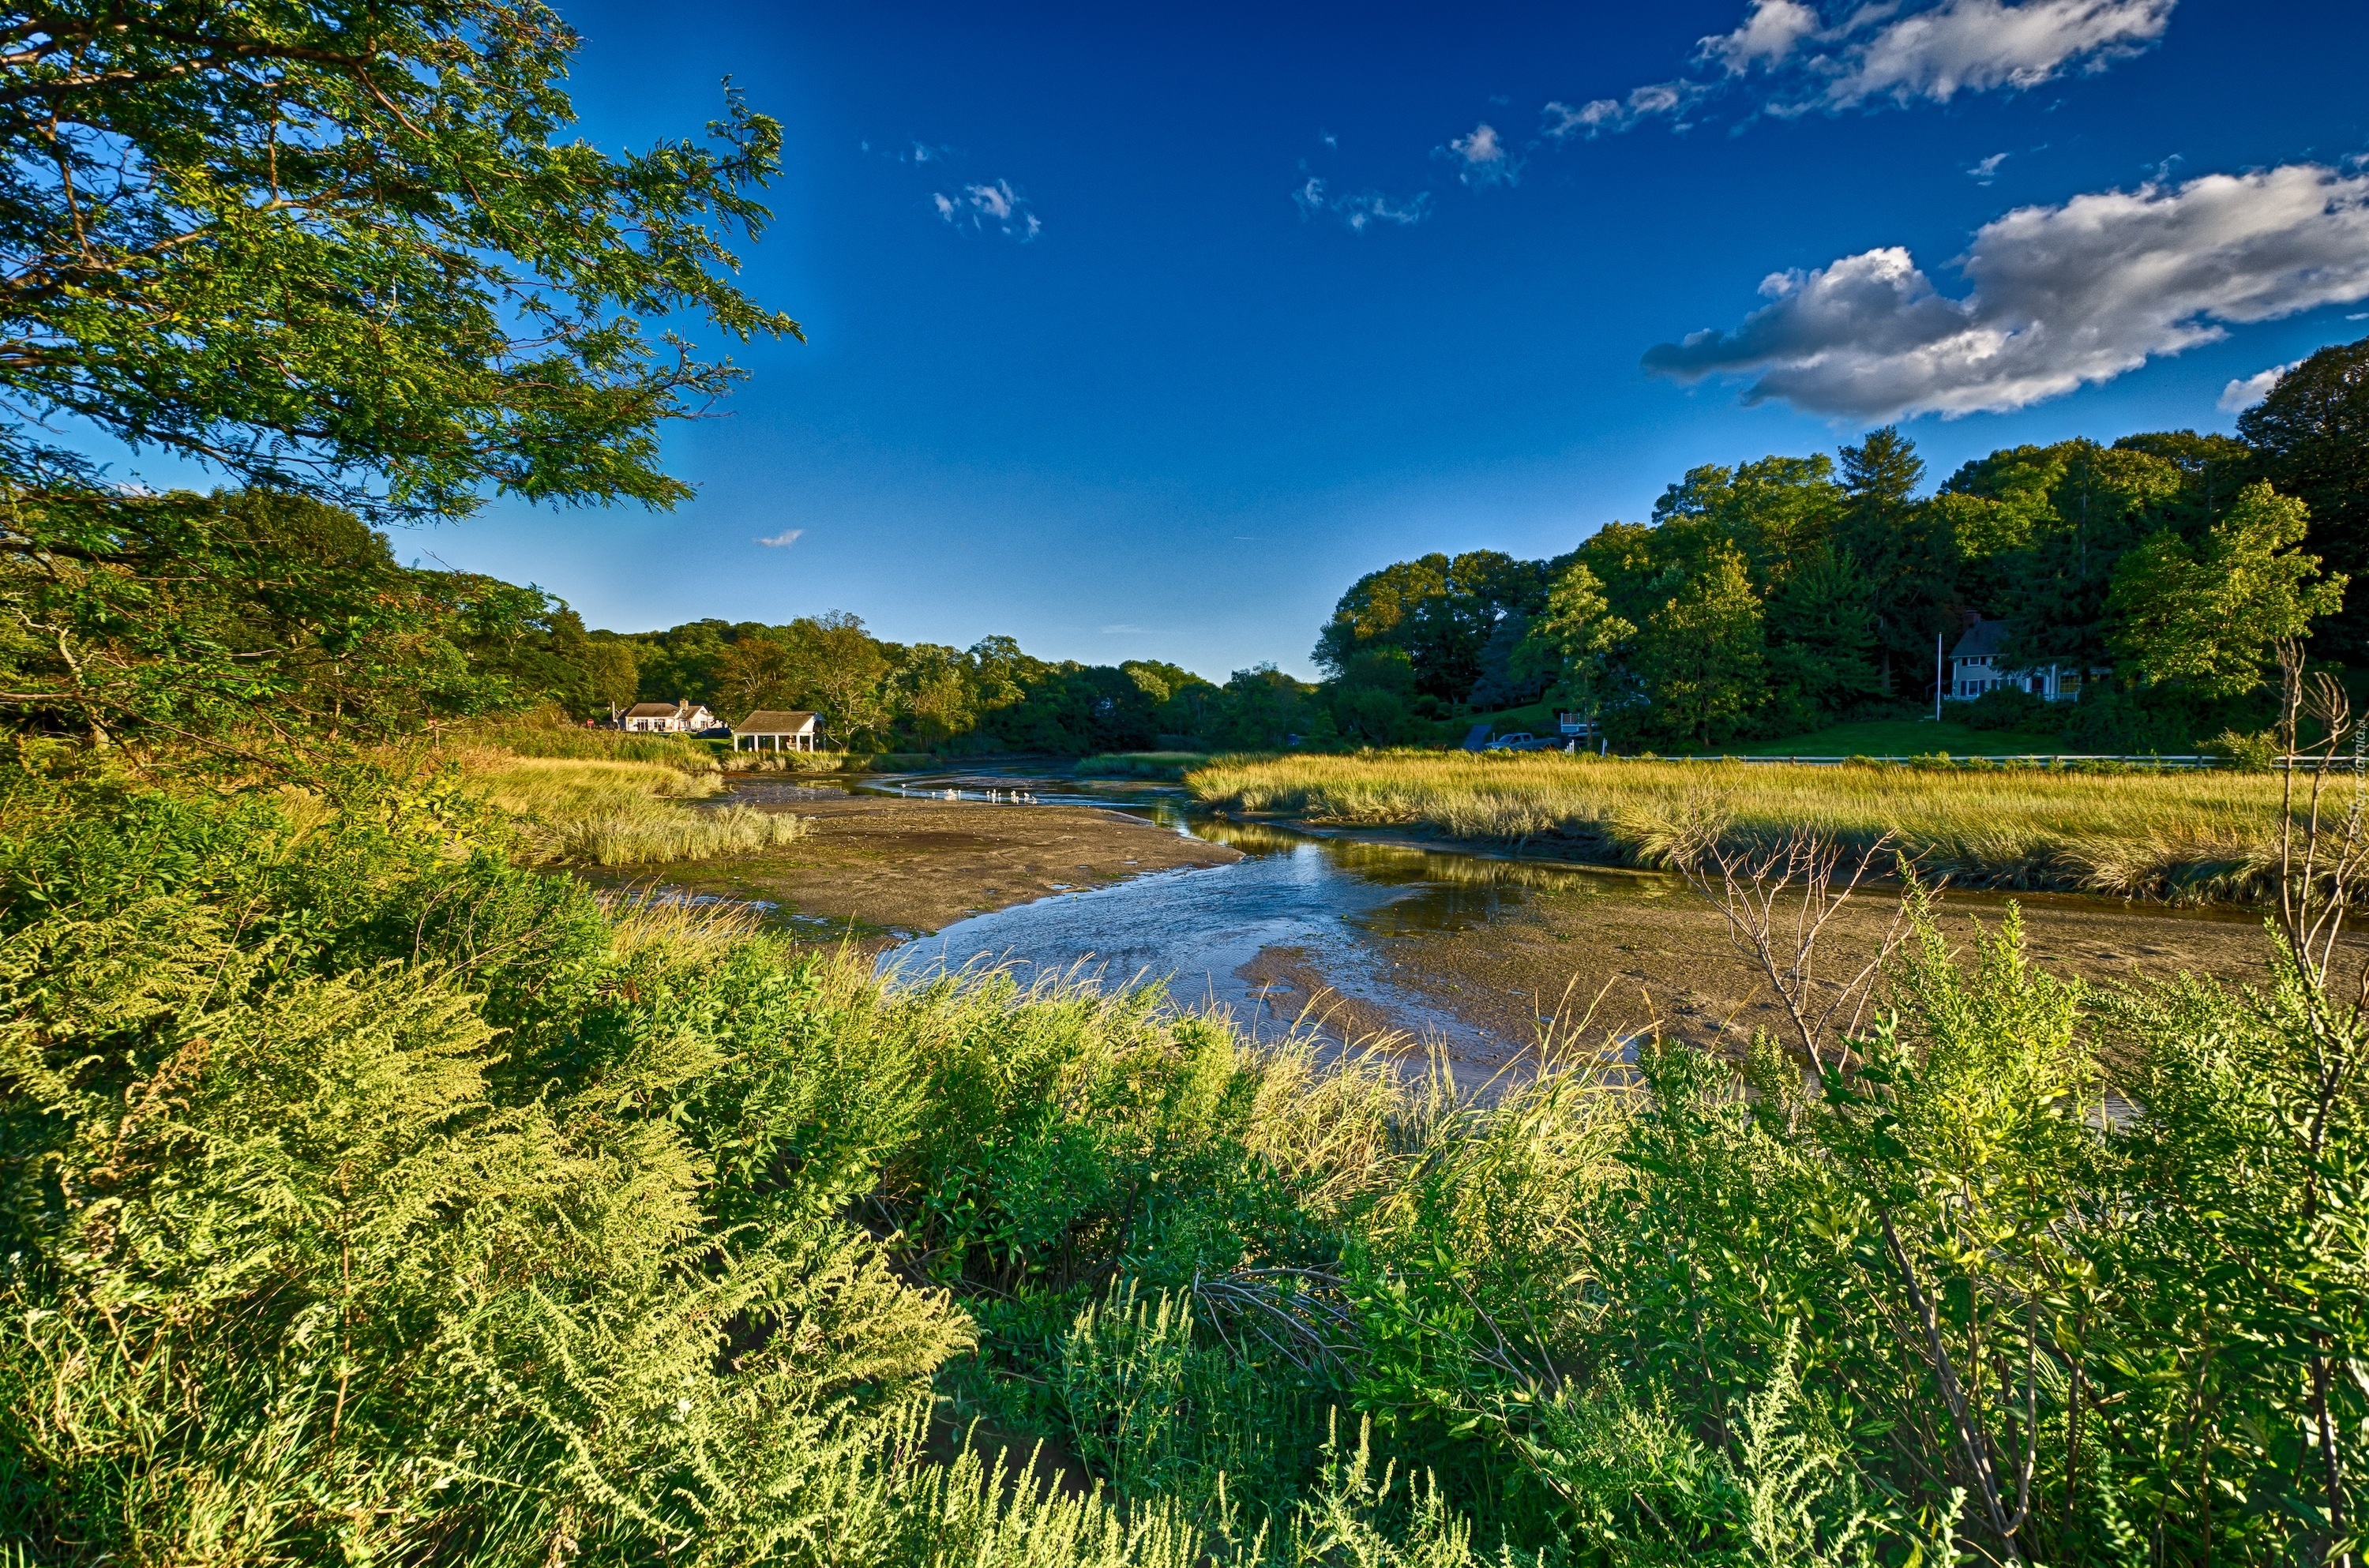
609,790,1240,947
1330,872,2303,1060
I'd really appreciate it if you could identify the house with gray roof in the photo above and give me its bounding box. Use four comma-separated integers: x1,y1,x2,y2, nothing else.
1946,617,2088,703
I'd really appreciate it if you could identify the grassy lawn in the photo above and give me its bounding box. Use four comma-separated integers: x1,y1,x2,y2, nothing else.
1188,749,2284,900
1721,718,2074,758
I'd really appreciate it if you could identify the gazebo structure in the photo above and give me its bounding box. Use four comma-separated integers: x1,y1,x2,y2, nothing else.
734,710,822,752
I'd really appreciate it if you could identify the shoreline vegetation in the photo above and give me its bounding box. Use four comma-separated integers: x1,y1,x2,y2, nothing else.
452,730,811,867
12,761,2363,1564
1187,749,2294,902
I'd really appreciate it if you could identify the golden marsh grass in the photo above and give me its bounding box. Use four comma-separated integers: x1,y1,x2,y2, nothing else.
1188,750,2296,902
462,755,808,866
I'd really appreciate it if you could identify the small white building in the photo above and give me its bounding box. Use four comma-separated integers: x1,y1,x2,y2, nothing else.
734,709,823,752
1947,618,2085,703
621,700,719,733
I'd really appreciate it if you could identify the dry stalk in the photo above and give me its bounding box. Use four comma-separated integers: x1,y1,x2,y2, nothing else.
1676,818,1917,1073
1189,1267,1361,1379
2269,637,2364,1568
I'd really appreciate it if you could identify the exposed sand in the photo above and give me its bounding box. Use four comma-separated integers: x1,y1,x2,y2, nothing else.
614,793,1241,945
1265,872,2299,1062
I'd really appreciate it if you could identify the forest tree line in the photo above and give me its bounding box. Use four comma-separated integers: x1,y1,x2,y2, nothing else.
1319,335,2369,752
14,337,2359,763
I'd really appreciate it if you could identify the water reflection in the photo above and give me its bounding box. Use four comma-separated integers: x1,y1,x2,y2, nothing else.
874,812,1648,1063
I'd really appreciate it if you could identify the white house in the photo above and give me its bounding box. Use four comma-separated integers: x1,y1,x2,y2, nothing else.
734,710,823,752
1946,618,2086,703
621,700,719,733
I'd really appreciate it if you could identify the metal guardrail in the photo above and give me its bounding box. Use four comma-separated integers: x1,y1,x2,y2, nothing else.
1659,753,2225,767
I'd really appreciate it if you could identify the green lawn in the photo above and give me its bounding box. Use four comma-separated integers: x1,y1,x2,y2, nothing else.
1718,718,2075,757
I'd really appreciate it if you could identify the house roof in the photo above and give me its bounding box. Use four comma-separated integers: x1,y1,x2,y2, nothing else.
738,709,819,734
1950,618,2011,659
625,701,687,718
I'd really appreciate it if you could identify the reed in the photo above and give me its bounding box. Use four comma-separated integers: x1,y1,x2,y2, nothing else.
461,754,808,865
453,718,723,773
1188,749,2296,901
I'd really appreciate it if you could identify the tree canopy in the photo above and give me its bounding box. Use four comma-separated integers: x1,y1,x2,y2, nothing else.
0,0,796,522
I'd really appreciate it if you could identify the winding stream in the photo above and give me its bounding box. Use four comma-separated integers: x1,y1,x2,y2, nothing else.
711,768,2284,1081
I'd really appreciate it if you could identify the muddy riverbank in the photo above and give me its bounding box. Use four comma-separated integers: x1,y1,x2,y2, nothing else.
612,773,2328,1086
606,786,1238,943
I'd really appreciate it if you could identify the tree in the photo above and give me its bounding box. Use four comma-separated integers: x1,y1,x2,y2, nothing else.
715,632,796,718
0,487,548,751
0,0,794,750
1510,562,1634,718
0,0,794,523
888,643,978,748
1627,544,1764,748
2105,482,2345,698
785,612,888,746
577,636,640,719
1651,455,1842,588
1834,427,1943,694
1763,546,1879,730
2240,335,2369,659
1313,550,1549,702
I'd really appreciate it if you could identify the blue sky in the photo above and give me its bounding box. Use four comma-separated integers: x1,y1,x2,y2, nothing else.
322,3,2369,674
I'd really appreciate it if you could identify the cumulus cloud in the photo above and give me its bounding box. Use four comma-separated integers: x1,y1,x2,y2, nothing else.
755,528,804,548
1293,174,1432,232
1967,152,2010,184
1555,0,2173,138
2218,362,2301,414
1440,122,1520,187
934,178,1042,241
1642,162,2369,420
1696,0,1823,74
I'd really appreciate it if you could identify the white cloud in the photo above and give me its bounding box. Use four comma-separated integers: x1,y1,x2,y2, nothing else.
755,528,804,548
1543,81,1708,140
934,178,1041,241
1696,0,1823,74
1293,174,1432,232
1440,122,1519,187
1808,0,2175,108
1642,162,2369,420
1552,0,2173,138
1100,624,1151,635
2218,362,2300,414
1967,151,2010,183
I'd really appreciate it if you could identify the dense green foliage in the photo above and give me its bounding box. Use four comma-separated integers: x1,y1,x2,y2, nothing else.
0,489,609,759
0,0,794,520
605,614,1332,756
1319,364,2369,751
7,763,2367,1564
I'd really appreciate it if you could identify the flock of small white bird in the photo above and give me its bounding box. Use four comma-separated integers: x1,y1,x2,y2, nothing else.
918,786,1038,803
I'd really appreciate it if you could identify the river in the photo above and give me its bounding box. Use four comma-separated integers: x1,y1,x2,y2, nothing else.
818,769,2282,1083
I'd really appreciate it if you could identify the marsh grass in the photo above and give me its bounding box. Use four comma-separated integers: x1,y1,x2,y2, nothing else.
456,718,723,773
1189,750,2292,901
462,754,809,866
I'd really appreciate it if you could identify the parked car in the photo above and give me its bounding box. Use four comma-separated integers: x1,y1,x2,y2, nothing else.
1483,732,1555,752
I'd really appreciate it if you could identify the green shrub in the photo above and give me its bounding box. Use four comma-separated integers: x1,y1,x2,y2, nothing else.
1962,684,2059,733
2202,726,2278,772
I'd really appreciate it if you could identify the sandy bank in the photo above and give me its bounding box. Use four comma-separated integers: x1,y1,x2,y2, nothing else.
610,794,1241,946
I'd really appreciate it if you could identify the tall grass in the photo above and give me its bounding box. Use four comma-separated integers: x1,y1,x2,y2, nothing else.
5,775,2363,1562
456,717,723,773
464,754,809,865
1190,749,2294,900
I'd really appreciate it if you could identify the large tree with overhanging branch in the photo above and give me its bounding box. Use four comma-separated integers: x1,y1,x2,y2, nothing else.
0,0,795,745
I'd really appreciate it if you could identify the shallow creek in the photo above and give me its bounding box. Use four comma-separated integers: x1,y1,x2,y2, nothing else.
787,770,2296,1085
